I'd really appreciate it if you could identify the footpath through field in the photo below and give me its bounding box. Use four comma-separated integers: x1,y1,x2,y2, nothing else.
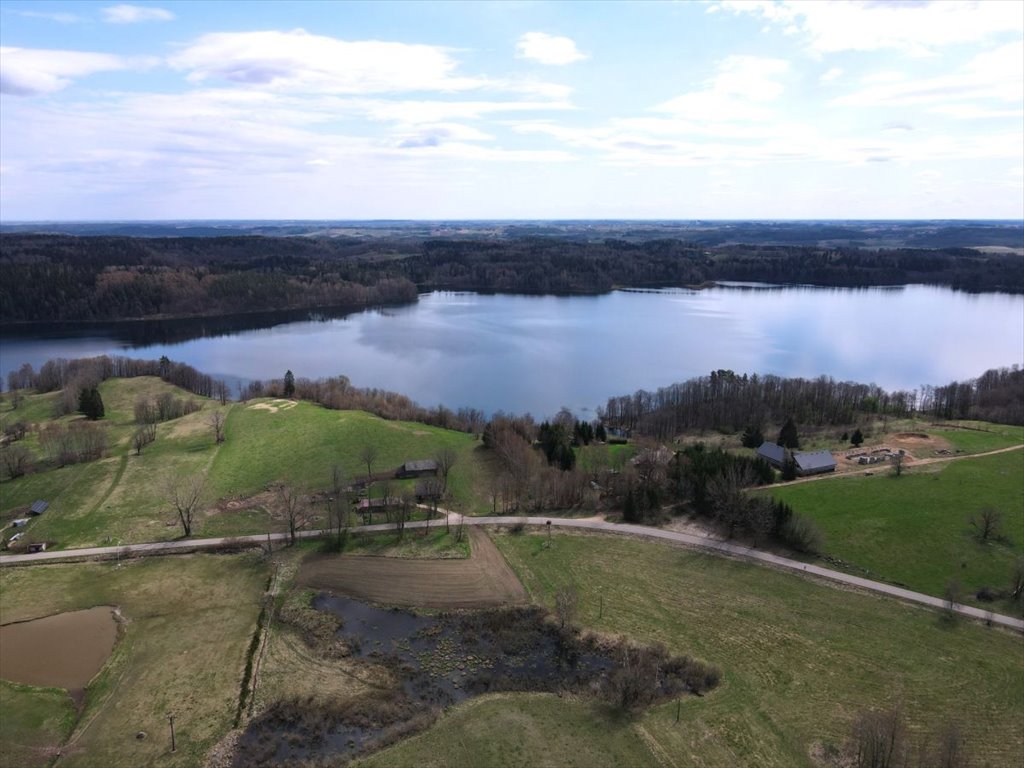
3,516,1022,633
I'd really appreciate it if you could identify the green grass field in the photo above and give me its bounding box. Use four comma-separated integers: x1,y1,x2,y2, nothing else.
363,531,1023,768
769,449,1024,609
0,553,268,767
358,693,660,768
1,379,495,549
0,680,77,768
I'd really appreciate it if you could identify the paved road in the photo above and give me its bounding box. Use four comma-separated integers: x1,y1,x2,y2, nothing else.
2,517,1022,633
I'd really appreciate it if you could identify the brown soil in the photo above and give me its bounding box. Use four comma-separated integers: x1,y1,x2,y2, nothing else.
295,528,526,609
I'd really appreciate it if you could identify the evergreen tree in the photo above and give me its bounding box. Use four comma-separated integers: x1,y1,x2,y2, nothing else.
78,387,105,420
283,369,295,398
777,418,800,449
781,451,797,481
741,424,764,449
851,428,864,447
595,423,607,442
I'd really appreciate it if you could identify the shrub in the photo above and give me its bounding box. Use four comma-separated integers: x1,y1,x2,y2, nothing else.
781,513,824,554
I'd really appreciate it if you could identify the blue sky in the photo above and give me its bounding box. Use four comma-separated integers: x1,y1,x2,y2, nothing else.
1,0,1021,220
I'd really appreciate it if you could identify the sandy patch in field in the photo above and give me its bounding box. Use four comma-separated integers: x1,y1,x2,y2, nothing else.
382,421,429,437
296,528,526,609
248,400,297,414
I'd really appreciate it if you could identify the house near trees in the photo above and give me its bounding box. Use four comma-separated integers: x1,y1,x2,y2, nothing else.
793,451,837,476
756,442,836,476
396,459,438,479
756,442,786,467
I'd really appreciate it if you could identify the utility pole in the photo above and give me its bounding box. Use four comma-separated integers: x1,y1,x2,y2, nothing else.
546,520,551,546
167,712,176,753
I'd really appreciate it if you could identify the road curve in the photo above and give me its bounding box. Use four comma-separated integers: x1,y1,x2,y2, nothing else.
2,517,1022,633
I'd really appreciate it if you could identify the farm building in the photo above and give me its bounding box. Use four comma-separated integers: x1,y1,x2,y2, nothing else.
756,442,787,468
793,451,837,476
396,459,438,479
29,500,49,516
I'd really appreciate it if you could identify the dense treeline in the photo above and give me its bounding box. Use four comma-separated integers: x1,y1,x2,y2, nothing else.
2,233,1020,323
602,365,1024,437
7,355,227,402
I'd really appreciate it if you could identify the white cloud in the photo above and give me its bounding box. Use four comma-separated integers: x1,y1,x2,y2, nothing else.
515,32,587,65
169,29,495,94
15,10,82,23
0,47,151,95
102,5,174,24
714,1,1023,55
831,42,1024,114
655,55,790,120
819,67,843,83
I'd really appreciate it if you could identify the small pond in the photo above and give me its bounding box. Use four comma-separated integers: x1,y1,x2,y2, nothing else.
0,606,118,692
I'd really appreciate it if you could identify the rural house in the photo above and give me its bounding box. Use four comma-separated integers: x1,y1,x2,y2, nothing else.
756,442,787,468
396,459,438,479
793,451,837,476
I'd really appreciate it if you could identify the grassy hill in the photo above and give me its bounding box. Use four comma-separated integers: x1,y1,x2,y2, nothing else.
0,379,491,549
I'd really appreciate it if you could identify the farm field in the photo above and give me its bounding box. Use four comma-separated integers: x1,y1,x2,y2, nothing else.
297,527,526,608
363,531,1024,768
0,553,267,767
769,449,1024,610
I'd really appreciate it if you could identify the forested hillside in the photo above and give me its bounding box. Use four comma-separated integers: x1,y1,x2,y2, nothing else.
1,233,1021,323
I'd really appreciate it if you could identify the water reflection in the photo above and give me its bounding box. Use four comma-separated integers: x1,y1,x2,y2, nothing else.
1,285,1020,418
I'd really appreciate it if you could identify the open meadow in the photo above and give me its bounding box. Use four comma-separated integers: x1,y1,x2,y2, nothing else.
769,448,1024,611
362,530,1024,768
0,553,268,767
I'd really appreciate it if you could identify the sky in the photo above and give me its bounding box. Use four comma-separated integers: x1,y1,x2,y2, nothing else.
0,0,1022,220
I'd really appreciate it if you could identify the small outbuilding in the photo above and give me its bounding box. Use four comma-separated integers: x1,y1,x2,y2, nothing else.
396,460,438,479
29,500,49,516
756,442,787,468
793,451,837,476
10,518,29,528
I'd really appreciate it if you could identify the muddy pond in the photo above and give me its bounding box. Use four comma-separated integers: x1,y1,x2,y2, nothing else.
235,594,715,767
0,606,118,694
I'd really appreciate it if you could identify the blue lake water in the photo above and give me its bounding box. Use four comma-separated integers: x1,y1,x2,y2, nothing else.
1,284,1021,418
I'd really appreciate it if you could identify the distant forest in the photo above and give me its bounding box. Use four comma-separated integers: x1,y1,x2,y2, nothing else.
1,233,1021,323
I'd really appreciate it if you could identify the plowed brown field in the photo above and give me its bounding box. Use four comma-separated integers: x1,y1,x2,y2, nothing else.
296,528,527,608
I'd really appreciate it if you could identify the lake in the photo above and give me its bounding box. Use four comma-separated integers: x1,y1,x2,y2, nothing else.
1,284,1021,418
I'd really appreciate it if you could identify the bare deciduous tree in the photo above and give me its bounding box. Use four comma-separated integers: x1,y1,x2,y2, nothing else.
889,451,905,478
132,423,157,455
208,410,226,444
435,447,458,493
554,584,579,630
1009,557,1024,603
850,707,908,768
331,463,345,497
325,493,349,552
0,444,33,480
417,477,444,535
603,641,661,713
166,475,205,538
278,484,308,545
970,506,1003,542
395,492,415,541
360,443,378,482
